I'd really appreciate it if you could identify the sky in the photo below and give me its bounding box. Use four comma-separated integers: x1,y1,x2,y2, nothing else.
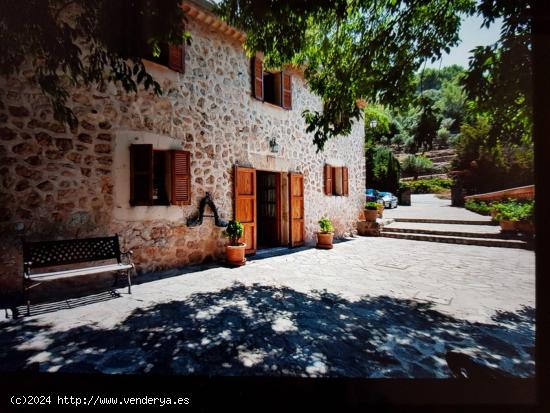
425,14,503,69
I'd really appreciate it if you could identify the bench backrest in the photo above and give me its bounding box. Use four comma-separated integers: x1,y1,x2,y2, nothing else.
23,235,122,271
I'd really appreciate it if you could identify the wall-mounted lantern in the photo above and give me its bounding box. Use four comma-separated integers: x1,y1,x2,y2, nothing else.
269,137,280,153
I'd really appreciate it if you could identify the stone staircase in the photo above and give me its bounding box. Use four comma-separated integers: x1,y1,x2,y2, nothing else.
380,218,534,250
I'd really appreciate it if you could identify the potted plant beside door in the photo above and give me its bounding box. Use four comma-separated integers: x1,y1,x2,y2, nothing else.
223,219,246,266
316,217,334,249
364,202,379,222
377,199,385,218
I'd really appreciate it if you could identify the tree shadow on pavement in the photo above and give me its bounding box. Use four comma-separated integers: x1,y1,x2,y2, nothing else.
0,283,535,378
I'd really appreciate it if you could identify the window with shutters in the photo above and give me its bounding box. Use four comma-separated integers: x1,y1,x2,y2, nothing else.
141,42,184,73
251,56,292,110
324,164,349,197
130,145,191,206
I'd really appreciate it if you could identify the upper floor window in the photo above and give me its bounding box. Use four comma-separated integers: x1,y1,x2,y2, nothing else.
142,42,184,73
136,26,185,73
251,55,292,110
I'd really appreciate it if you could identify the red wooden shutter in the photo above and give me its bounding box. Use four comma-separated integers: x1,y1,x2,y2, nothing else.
130,144,153,206
289,173,305,247
171,150,191,205
333,167,343,196
343,166,349,196
324,164,333,195
168,43,184,73
234,166,257,254
282,71,292,109
252,56,263,100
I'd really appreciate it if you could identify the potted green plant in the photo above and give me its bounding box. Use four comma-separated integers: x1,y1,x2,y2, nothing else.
316,217,334,249
496,203,519,233
222,219,246,266
377,199,384,218
490,202,504,222
364,201,379,221
516,201,535,235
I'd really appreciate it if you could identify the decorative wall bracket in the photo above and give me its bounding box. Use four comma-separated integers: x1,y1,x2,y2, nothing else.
186,192,228,227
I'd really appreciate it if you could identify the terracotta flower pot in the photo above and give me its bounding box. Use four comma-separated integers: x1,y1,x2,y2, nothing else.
225,243,246,266
364,209,378,222
499,220,516,233
316,232,334,249
516,220,535,234
377,203,384,218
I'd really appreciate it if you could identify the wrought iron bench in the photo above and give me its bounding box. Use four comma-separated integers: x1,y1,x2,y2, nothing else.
21,235,134,316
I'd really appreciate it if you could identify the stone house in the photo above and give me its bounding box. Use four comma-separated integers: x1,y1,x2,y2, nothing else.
0,0,365,299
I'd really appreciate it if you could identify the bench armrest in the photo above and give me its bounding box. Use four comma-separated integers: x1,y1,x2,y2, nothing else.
120,250,134,265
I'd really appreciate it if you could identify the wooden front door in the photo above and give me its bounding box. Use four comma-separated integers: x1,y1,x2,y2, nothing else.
257,171,281,248
234,166,257,254
289,172,305,247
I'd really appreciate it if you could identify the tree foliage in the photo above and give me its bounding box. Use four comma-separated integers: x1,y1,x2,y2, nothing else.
416,65,465,92
413,93,441,152
364,104,392,145
0,0,188,127
365,145,401,193
452,0,533,193
216,0,474,151
401,154,435,179
461,0,532,147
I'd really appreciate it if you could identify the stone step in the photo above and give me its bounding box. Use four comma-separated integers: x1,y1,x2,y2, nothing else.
382,226,521,240
380,231,533,250
393,218,495,226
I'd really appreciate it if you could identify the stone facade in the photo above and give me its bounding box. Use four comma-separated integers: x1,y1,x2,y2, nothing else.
0,6,365,298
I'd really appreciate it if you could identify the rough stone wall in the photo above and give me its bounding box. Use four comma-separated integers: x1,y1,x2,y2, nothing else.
0,16,365,298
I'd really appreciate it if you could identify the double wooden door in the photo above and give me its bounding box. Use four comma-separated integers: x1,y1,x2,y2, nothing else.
234,166,305,254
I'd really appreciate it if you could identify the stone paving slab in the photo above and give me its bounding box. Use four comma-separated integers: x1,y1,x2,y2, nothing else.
0,237,535,378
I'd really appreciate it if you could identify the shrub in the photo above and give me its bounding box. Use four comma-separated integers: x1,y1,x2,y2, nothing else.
465,200,491,215
365,145,401,194
492,199,534,222
436,127,451,148
365,201,379,210
495,205,519,222
222,220,244,246
318,217,334,233
406,177,453,194
400,154,435,179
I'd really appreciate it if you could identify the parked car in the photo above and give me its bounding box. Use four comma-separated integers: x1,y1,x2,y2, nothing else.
366,188,379,202
378,191,398,209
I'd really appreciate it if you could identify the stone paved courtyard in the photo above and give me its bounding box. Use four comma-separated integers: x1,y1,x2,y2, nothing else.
0,234,535,378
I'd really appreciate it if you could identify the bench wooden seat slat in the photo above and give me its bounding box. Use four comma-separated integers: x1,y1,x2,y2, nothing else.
19,235,134,317
29,263,134,281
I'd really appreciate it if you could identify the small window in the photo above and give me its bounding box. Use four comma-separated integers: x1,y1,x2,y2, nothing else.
251,55,292,109
142,43,169,67
141,41,185,73
130,145,191,206
263,72,282,106
153,151,170,205
324,164,349,196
